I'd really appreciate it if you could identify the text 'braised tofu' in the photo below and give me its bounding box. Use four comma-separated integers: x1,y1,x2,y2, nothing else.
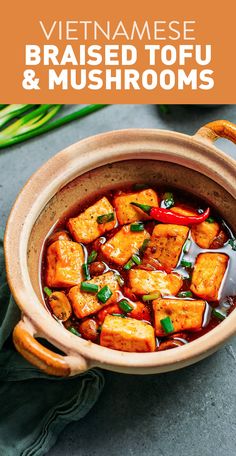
46,240,84,288
172,207,220,249
128,269,183,296
67,197,116,244
101,224,150,266
153,298,206,336
100,315,155,352
68,271,120,319
190,253,229,301
114,188,158,225
145,223,189,269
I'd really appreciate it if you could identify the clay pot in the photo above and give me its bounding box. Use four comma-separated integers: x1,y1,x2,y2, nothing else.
4,120,236,376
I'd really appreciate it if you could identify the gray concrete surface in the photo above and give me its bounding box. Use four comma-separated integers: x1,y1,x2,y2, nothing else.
1,104,236,456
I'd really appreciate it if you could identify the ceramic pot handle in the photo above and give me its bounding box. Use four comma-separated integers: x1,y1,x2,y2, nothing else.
195,119,236,144
13,318,88,377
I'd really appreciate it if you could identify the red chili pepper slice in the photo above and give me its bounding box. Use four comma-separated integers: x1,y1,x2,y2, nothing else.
131,202,210,225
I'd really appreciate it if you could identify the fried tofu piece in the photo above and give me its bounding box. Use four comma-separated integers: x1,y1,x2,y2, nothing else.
114,189,158,225
190,253,228,301
145,224,189,269
129,269,183,296
153,298,206,336
46,240,84,288
100,315,155,352
67,197,116,244
191,222,220,249
171,207,196,217
68,271,120,319
171,206,220,249
101,225,150,266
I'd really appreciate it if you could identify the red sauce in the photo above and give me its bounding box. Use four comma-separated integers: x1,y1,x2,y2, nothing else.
41,183,236,351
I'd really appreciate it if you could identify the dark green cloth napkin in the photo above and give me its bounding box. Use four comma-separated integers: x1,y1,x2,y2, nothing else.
0,227,105,456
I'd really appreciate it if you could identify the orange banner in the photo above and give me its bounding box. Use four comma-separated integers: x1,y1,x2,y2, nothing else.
0,0,235,103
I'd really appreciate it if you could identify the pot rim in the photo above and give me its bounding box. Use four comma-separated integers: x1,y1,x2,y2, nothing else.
4,127,236,373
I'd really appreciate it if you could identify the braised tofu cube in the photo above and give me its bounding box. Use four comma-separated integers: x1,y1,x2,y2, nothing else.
171,206,220,249
171,207,196,217
100,315,155,352
101,225,150,266
145,224,189,269
153,298,206,336
114,189,158,225
190,253,228,301
191,221,220,249
67,197,116,244
46,240,84,288
68,271,120,319
128,269,183,296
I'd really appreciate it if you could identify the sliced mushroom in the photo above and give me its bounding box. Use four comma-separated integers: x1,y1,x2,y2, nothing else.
79,319,99,342
49,291,72,321
210,230,228,249
89,261,106,276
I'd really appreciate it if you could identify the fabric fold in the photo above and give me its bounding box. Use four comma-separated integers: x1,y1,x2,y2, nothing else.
0,228,105,456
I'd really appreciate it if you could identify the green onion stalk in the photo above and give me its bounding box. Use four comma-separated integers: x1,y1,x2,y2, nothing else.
0,104,107,148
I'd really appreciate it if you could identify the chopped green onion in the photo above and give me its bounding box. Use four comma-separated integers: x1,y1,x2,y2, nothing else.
87,250,98,264
82,263,91,280
229,239,236,251
177,291,193,298
97,325,102,333
115,273,125,287
81,282,99,293
206,217,215,223
140,238,150,254
130,222,145,232
68,327,81,337
131,254,141,265
44,286,52,297
142,292,161,302
183,239,191,254
130,202,151,213
97,285,112,303
160,316,174,334
124,258,135,270
97,212,115,224
181,259,193,268
212,308,227,320
162,192,174,209
111,313,126,318
119,299,133,313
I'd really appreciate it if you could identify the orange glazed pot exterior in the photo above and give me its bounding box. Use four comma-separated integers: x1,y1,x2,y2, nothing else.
4,120,236,376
